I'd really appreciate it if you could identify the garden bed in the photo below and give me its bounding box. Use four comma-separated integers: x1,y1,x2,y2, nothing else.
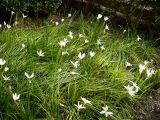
0,14,160,119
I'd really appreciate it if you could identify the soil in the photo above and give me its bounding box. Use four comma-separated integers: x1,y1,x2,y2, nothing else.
135,90,160,120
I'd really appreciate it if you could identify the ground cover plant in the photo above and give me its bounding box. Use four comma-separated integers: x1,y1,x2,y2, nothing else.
0,14,160,120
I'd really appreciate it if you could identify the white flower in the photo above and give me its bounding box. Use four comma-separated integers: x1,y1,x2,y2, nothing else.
68,31,73,39
146,68,154,77
4,67,9,72
61,18,64,22
104,16,109,21
25,72,34,79
123,29,127,33
89,51,95,58
125,80,140,96
97,39,102,45
100,46,105,50
139,64,146,74
74,101,86,110
62,51,69,56
105,24,109,30
78,52,86,60
0,24,1,28
80,96,92,105
70,61,80,68
0,58,6,65
124,85,136,96
58,38,68,47
4,21,6,26
12,93,20,101
97,14,102,20
6,24,11,29
22,13,27,18
79,34,83,38
11,11,15,15
144,60,150,65
55,22,59,26
129,80,140,93
37,50,45,57
137,35,141,41
144,6,153,11
70,71,79,75
126,62,132,67
2,75,10,80
22,43,26,49
58,68,62,73
68,13,72,18
85,39,89,43
100,105,113,117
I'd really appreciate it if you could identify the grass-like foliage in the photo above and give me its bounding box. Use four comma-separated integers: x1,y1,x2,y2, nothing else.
0,14,160,120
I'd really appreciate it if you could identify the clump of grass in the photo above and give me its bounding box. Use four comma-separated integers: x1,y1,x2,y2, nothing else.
0,14,160,120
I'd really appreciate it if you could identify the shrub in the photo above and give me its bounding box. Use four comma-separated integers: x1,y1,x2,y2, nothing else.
0,0,62,13
65,0,160,34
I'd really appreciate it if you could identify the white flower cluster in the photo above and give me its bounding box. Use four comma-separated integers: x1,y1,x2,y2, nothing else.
139,60,155,77
125,60,157,96
74,97,92,110
97,14,110,31
124,80,140,96
74,97,113,118
126,60,155,78
0,12,28,29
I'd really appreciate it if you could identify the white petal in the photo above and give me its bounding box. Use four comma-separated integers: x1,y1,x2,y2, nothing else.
107,112,113,115
100,111,106,114
4,67,9,72
68,13,72,17
80,96,92,105
104,16,109,21
105,113,109,117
